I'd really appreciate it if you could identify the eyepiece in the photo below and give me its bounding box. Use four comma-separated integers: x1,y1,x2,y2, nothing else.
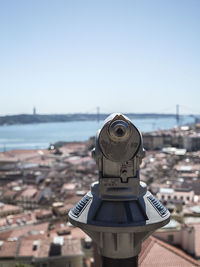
108,120,131,142
97,113,142,162
115,127,124,137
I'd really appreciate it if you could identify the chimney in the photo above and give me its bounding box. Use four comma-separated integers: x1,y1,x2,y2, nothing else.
0,241,3,250
33,240,39,251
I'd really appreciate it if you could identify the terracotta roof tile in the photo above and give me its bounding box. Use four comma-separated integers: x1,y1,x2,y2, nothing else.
62,238,83,256
139,236,200,267
0,241,18,257
36,239,50,258
8,222,49,238
0,203,22,213
20,188,37,198
18,240,38,257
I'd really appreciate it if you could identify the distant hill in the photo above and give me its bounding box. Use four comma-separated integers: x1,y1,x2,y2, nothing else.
0,113,178,126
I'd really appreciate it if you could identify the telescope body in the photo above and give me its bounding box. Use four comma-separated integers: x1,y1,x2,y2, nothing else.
69,113,170,259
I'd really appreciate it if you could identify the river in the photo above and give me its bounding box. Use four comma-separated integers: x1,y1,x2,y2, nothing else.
0,116,195,152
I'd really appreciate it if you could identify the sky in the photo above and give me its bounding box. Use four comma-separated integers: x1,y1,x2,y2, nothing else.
0,0,200,115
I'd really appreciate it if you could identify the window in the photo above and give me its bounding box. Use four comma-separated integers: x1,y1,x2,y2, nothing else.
174,195,177,200
187,196,190,201
85,241,92,249
168,235,174,243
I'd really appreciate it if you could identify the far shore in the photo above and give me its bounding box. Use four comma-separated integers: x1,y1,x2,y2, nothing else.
0,113,194,126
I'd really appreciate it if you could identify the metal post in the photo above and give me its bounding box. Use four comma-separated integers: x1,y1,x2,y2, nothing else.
102,256,138,267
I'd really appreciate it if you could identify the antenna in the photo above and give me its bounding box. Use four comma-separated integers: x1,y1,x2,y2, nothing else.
176,104,180,126
33,107,36,115
97,106,100,123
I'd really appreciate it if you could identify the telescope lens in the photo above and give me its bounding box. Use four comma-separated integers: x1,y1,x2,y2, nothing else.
115,127,125,137
108,120,131,141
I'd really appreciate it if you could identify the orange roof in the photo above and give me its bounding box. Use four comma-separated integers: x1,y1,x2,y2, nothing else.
139,236,200,267
2,190,18,198
0,203,21,213
7,212,35,225
34,237,83,258
20,187,37,198
7,222,49,239
62,238,83,256
70,227,87,239
36,209,52,217
50,225,86,240
0,218,7,227
57,203,74,215
18,239,38,257
62,183,76,191
37,238,50,258
0,241,18,257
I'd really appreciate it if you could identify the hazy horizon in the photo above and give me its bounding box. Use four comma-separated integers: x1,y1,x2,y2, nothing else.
0,110,198,116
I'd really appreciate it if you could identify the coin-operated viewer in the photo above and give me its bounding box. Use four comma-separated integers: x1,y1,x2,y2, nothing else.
69,113,170,267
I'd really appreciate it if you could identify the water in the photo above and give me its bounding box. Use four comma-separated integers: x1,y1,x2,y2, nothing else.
0,116,195,152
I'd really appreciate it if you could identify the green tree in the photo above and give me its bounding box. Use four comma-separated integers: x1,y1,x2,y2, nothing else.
15,263,33,267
